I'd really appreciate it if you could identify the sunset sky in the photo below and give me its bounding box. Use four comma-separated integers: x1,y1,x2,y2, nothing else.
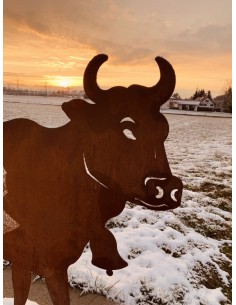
3,0,232,98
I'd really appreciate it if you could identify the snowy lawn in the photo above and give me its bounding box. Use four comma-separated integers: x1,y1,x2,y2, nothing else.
3,299,39,305
3,98,232,305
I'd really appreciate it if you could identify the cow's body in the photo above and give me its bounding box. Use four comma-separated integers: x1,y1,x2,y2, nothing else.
3,54,183,305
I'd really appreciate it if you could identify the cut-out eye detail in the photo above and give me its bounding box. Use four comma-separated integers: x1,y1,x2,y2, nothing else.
123,129,136,140
120,117,135,124
120,117,136,140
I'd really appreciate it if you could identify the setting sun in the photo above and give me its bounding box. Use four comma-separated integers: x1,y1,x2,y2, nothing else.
59,79,71,88
54,77,73,88
46,76,83,89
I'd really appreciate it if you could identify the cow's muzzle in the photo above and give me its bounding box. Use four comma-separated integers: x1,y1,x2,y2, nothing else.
135,175,183,211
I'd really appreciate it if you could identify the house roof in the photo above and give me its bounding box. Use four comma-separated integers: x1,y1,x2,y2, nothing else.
196,96,215,104
196,96,206,101
170,100,200,106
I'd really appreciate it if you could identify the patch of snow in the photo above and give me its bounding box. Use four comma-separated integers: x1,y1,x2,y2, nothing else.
3,299,39,305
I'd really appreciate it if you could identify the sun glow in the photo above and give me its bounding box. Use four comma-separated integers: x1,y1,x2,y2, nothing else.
47,76,82,88
59,79,71,88
55,77,73,88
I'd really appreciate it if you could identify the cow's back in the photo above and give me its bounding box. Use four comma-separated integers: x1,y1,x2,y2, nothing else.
4,119,42,171
4,118,90,250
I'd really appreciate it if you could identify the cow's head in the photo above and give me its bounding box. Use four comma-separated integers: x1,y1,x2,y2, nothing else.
63,54,183,211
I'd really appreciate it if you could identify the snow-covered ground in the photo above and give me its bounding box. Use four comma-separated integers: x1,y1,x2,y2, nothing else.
3,97,232,305
3,299,39,305
161,108,232,118
3,94,70,105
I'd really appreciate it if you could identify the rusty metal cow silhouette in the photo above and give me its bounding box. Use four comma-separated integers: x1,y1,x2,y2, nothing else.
3,54,183,305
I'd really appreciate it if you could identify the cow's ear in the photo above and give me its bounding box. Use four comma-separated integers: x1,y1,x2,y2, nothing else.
62,99,86,121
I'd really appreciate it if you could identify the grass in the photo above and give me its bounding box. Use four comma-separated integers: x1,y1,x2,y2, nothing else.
135,280,168,305
192,261,232,305
180,215,231,240
128,248,143,260
185,181,232,204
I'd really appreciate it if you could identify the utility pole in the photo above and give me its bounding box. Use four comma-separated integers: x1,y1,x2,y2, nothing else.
16,75,19,94
45,81,48,96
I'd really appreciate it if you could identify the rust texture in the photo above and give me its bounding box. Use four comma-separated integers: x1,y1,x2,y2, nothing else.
3,54,183,305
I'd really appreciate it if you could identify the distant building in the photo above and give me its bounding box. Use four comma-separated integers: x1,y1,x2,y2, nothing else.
160,100,170,109
196,96,216,111
168,96,220,112
169,99,199,111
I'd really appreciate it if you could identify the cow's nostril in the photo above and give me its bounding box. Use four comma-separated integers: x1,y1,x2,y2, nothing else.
170,189,178,202
155,186,164,199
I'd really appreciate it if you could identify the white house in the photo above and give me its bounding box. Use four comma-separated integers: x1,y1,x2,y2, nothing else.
168,96,217,112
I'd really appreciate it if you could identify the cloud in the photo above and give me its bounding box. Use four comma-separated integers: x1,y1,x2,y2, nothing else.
3,0,232,96
174,23,232,54
4,0,112,36
4,0,232,66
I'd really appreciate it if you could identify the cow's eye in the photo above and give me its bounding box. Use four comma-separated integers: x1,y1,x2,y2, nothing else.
120,117,136,140
123,129,136,140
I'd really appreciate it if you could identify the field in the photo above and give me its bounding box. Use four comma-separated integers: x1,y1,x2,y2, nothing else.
3,96,232,305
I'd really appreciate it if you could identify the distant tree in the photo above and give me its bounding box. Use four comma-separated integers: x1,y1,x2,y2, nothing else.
172,92,181,100
190,89,213,100
191,90,196,99
206,90,213,100
223,82,232,113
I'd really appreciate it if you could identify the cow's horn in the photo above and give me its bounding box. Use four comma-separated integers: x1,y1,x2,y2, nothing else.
129,56,176,106
83,54,108,102
149,56,176,105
